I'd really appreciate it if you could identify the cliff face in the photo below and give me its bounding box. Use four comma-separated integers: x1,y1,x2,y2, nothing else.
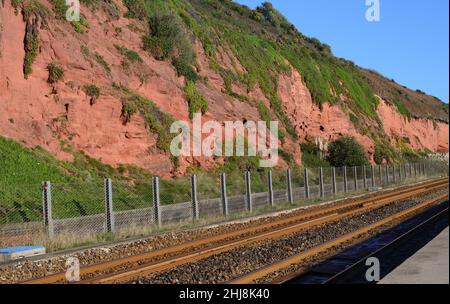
0,0,448,177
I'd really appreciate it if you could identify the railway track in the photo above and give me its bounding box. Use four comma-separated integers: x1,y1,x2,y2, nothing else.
23,178,448,284
230,193,449,284
283,200,449,284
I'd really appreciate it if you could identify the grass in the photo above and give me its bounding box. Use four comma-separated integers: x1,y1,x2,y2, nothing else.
118,86,175,153
391,99,411,120
47,63,64,84
93,53,111,73
114,44,143,64
82,84,100,104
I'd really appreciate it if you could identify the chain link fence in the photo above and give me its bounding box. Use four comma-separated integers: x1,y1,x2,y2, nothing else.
0,160,447,249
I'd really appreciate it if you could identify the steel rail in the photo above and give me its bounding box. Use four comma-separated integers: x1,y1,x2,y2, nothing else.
23,178,448,284
80,181,448,284
230,193,449,284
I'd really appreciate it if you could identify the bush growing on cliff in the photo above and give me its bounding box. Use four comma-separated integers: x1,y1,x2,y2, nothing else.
172,57,198,83
83,84,101,105
23,20,40,79
300,143,330,168
93,53,111,73
374,140,396,164
327,137,369,167
184,81,208,119
119,88,175,153
47,63,64,84
114,44,143,64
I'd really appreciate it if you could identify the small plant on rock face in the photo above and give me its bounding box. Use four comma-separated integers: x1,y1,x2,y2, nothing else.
184,81,208,119
47,63,64,84
82,84,100,105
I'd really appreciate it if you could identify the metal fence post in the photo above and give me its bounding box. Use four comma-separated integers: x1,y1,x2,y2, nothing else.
371,165,375,188
319,167,325,198
220,173,229,216
385,164,389,185
332,167,337,195
42,181,54,238
287,168,294,204
409,163,412,178
363,166,367,189
245,171,253,212
393,165,397,183
353,166,358,191
268,170,274,207
152,177,162,227
398,164,402,181
104,178,114,233
343,167,348,193
378,165,382,186
304,168,310,199
191,175,199,221
414,163,417,178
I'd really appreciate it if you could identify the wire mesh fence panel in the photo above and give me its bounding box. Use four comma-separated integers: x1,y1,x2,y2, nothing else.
305,168,319,198
52,181,106,235
112,181,153,231
272,170,287,204
361,166,375,189
160,202,193,224
375,165,383,186
426,160,449,177
0,183,44,246
159,177,191,205
157,176,193,224
196,173,222,218
251,171,269,209
197,173,221,201
291,168,305,201
225,172,247,214
322,167,333,197
334,167,345,194
346,167,356,192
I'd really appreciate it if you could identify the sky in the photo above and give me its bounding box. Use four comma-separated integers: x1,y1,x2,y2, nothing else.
235,0,449,103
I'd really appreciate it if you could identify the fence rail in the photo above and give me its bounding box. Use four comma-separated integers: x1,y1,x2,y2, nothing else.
0,161,448,247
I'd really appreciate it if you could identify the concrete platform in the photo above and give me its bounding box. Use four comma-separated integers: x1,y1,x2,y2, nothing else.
0,246,46,263
380,227,449,284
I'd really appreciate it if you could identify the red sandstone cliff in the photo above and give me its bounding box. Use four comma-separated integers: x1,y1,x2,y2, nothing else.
0,1,448,177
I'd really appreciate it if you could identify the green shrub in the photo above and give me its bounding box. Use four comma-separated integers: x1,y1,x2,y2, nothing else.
49,0,68,19
327,137,369,167
80,45,90,57
122,0,150,20
72,16,90,34
184,81,208,119
119,88,175,153
300,143,330,168
93,53,111,73
23,22,40,79
11,0,23,15
172,57,198,82
374,140,396,164
23,0,49,19
114,44,143,63
82,84,101,104
143,13,181,60
47,63,64,84
391,99,411,120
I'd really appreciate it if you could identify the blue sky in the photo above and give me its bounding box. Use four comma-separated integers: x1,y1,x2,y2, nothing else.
235,0,449,103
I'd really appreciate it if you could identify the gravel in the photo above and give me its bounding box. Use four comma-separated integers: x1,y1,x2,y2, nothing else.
0,183,445,284
135,188,448,284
